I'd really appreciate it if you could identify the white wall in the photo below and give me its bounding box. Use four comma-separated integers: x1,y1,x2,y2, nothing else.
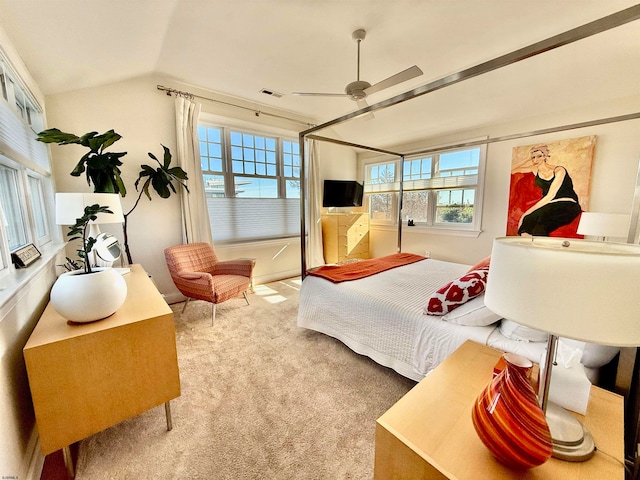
362,95,640,265
45,76,357,301
45,76,183,297
0,257,62,479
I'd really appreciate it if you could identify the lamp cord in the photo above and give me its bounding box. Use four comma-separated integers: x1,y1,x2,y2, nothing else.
594,446,632,476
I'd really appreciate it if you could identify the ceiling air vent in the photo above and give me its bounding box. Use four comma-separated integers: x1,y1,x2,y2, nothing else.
259,88,283,98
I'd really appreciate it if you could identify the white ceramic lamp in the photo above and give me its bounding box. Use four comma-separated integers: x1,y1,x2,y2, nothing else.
485,236,640,461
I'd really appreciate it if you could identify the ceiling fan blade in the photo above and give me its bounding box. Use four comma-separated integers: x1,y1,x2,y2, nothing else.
364,65,423,96
292,92,349,97
356,99,375,120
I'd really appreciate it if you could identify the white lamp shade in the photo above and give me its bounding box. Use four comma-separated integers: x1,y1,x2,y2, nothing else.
484,236,640,347
577,212,630,238
55,193,124,225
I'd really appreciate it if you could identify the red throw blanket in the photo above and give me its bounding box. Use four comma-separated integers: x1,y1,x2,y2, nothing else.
307,253,427,283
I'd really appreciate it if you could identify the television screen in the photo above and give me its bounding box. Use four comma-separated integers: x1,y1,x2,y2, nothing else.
322,180,364,207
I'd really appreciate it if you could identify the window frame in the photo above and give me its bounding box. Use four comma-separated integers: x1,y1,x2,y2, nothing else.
363,143,487,236
0,52,55,280
198,118,301,244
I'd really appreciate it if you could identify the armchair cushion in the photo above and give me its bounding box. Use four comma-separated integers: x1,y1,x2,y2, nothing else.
212,259,254,278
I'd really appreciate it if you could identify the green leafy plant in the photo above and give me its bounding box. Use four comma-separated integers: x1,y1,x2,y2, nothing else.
37,128,189,264
58,256,83,272
123,145,189,264
67,204,113,274
37,128,127,195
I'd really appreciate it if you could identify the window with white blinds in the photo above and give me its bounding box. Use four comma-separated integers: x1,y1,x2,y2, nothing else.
198,124,301,243
364,145,486,232
0,51,53,275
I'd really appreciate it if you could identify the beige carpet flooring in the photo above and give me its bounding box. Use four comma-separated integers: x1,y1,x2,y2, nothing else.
75,277,416,479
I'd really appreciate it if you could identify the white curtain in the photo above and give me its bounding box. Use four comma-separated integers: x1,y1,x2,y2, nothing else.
174,95,213,245
307,139,325,268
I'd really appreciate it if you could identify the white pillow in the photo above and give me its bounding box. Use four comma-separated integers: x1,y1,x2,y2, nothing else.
442,294,501,327
560,338,621,369
499,319,549,343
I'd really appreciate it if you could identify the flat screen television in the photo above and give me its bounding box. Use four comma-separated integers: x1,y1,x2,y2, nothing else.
322,180,364,207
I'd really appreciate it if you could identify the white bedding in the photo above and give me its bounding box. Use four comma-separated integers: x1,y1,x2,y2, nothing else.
297,258,496,381
297,258,619,382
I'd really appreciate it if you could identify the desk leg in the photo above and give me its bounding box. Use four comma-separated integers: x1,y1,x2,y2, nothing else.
165,401,173,431
62,445,75,479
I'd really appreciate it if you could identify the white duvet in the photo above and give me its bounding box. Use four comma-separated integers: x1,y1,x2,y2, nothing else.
297,258,496,381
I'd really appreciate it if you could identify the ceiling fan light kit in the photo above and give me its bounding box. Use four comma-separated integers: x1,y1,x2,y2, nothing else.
293,29,423,105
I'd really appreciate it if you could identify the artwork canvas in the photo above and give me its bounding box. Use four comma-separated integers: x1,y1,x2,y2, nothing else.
506,135,596,237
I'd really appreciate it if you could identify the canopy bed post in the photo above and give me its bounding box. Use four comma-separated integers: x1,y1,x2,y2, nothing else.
397,155,405,253
299,132,308,279
627,156,640,244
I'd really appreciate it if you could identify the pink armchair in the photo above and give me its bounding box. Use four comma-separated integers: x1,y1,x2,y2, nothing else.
164,242,254,324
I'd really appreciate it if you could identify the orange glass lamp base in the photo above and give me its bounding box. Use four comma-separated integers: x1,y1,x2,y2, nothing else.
472,352,553,469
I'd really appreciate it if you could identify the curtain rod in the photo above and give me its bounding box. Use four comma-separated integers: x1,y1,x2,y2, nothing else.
156,85,314,128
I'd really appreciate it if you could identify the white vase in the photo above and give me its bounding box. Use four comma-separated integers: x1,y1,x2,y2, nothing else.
50,267,128,322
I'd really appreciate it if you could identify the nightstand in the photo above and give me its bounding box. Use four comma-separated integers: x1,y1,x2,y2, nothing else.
374,340,624,479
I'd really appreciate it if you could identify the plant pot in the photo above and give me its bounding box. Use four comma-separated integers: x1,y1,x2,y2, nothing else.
471,352,553,469
50,267,127,323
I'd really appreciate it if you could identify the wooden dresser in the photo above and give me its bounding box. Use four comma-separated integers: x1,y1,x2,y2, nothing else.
24,264,180,476
321,212,370,264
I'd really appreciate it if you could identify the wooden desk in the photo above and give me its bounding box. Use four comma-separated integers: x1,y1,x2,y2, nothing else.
375,340,624,479
24,264,180,475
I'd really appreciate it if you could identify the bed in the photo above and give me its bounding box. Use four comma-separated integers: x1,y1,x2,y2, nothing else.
297,255,620,384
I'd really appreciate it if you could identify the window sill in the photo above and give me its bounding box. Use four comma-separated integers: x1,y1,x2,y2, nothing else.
0,241,65,311
370,223,482,238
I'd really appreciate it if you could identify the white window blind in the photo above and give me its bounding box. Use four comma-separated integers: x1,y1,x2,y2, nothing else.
207,198,299,243
0,98,49,174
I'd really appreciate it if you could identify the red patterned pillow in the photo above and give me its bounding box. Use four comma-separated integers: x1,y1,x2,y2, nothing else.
425,267,490,315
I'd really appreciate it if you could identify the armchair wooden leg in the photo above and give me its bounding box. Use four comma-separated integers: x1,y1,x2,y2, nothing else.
243,291,250,306
211,304,216,326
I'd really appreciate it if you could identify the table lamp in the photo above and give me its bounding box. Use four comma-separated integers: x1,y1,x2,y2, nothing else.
484,236,640,462
577,212,630,241
55,192,124,266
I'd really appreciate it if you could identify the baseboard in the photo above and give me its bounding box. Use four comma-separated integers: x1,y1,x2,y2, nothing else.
24,430,44,480
254,269,300,285
163,292,186,305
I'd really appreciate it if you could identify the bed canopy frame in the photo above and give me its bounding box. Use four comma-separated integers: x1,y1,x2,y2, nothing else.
298,4,640,277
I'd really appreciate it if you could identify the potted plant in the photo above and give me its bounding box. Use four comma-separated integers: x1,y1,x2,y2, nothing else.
36,128,127,194
49,204,128,322
124,145,188,263
37,129,189,264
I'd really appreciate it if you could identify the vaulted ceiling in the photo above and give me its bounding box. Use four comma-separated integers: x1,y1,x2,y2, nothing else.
1,0,639,148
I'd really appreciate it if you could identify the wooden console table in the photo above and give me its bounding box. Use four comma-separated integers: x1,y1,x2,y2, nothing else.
375,340,624,479
24,264,181,477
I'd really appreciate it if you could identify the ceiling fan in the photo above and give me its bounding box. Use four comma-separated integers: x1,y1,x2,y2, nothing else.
292,29,423,110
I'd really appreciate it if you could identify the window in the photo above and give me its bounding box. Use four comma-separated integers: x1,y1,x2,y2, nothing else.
27,174,51,243
0,163,28,251
0,51,54,277
364,145,486,233
198,124,300,243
